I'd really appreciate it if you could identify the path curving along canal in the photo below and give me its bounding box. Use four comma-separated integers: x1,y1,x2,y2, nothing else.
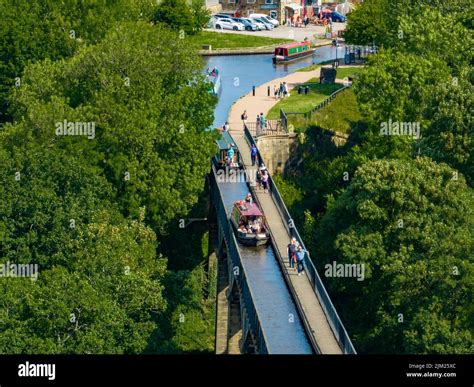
206,45,346,128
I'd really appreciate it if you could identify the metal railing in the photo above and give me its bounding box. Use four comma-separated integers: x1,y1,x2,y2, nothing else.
210,165,269,354
244,119,286,137
244,127,357,354
281,85,351,122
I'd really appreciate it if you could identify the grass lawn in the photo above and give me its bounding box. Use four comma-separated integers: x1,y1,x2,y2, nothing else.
188,31,292,50
288,88,362,134
336,66,364,80
267,82,344,119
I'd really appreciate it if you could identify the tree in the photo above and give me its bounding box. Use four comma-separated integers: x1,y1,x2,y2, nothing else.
0,0,155,123
315,158,474,353
7,22,218,232
190,0,211,33
343,0,399,47
419,77,474,185
152,0,196,35
0,147,167,354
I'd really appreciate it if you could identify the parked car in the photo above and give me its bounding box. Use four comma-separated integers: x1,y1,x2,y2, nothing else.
214,17,245,31
324,11,346,22
250,16,274,30
214,12,236,18
232,17,258,31
249,13,279,27
241,17,265,31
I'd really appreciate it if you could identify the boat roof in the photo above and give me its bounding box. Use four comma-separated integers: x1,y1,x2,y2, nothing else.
216,131,237,150
234,201,264,217
276,42,310,49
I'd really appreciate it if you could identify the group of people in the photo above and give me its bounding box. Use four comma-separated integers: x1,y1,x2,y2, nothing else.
288,237,307,276
206,67,219,77
237,194,264,234
288,15,310,28
273,82,289,99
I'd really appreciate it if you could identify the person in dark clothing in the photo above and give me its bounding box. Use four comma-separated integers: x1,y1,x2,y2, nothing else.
288,238,297,269
250,144,258,166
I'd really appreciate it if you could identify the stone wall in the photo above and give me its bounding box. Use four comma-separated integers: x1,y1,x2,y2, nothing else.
255,133,298,175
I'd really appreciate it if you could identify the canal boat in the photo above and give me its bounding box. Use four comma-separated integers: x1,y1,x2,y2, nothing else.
206,67,221,95
272,42,316,64
213,130,241,169
231,196,270,247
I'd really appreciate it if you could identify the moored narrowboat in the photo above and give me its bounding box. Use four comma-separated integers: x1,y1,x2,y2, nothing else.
213,131,241,169
231,195,270,247
272,42,316,64
206,67,221,96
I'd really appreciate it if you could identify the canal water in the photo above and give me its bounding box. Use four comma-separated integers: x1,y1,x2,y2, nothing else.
206,44,346,128
217,176,312,354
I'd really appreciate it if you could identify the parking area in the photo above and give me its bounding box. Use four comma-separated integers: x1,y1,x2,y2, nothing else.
204,23,346,42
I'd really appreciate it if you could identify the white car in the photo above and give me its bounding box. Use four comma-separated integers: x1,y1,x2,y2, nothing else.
241,17,265,31
249,13,279,27
250,16,274,30
214,17,245,31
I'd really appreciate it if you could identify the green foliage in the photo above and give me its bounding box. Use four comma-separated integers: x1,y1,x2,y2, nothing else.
0,148,167,354
420,77,474,185
0,0,155,123
267,83,344,119
290,88,362,134
8,22,218,232
344,0,398,47
316,158,474,353
152,0,203,36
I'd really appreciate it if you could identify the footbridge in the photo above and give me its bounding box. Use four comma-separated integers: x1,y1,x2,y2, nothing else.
209,127,356,355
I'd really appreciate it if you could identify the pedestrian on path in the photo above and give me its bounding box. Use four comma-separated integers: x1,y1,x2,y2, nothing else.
296,246,308,276
287,237,297,270
256,114,261,129
241,110,248,122
260,113,266,129
273,85,278,99
261,170,269,193
283,82,289,98
223,121,229,131
250,144,258,166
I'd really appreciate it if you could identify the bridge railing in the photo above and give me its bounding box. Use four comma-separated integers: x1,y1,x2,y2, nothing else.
244,119,286,137
244,127,356,355
210,165,269,354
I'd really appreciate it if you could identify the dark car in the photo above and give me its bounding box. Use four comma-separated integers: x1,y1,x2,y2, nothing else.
232,17,258,31
326,11,346,22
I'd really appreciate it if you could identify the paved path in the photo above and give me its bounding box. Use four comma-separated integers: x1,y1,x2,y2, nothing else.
228,66,323,129
227,68,345,354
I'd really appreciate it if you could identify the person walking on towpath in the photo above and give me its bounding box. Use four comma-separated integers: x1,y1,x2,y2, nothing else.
250,144,258,166
260,113,266,129
287,237,298,270
296,246,308,276
241,110,248,123
261,169,269,193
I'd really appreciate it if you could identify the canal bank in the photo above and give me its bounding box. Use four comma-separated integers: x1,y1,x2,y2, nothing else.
199,40,333,56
